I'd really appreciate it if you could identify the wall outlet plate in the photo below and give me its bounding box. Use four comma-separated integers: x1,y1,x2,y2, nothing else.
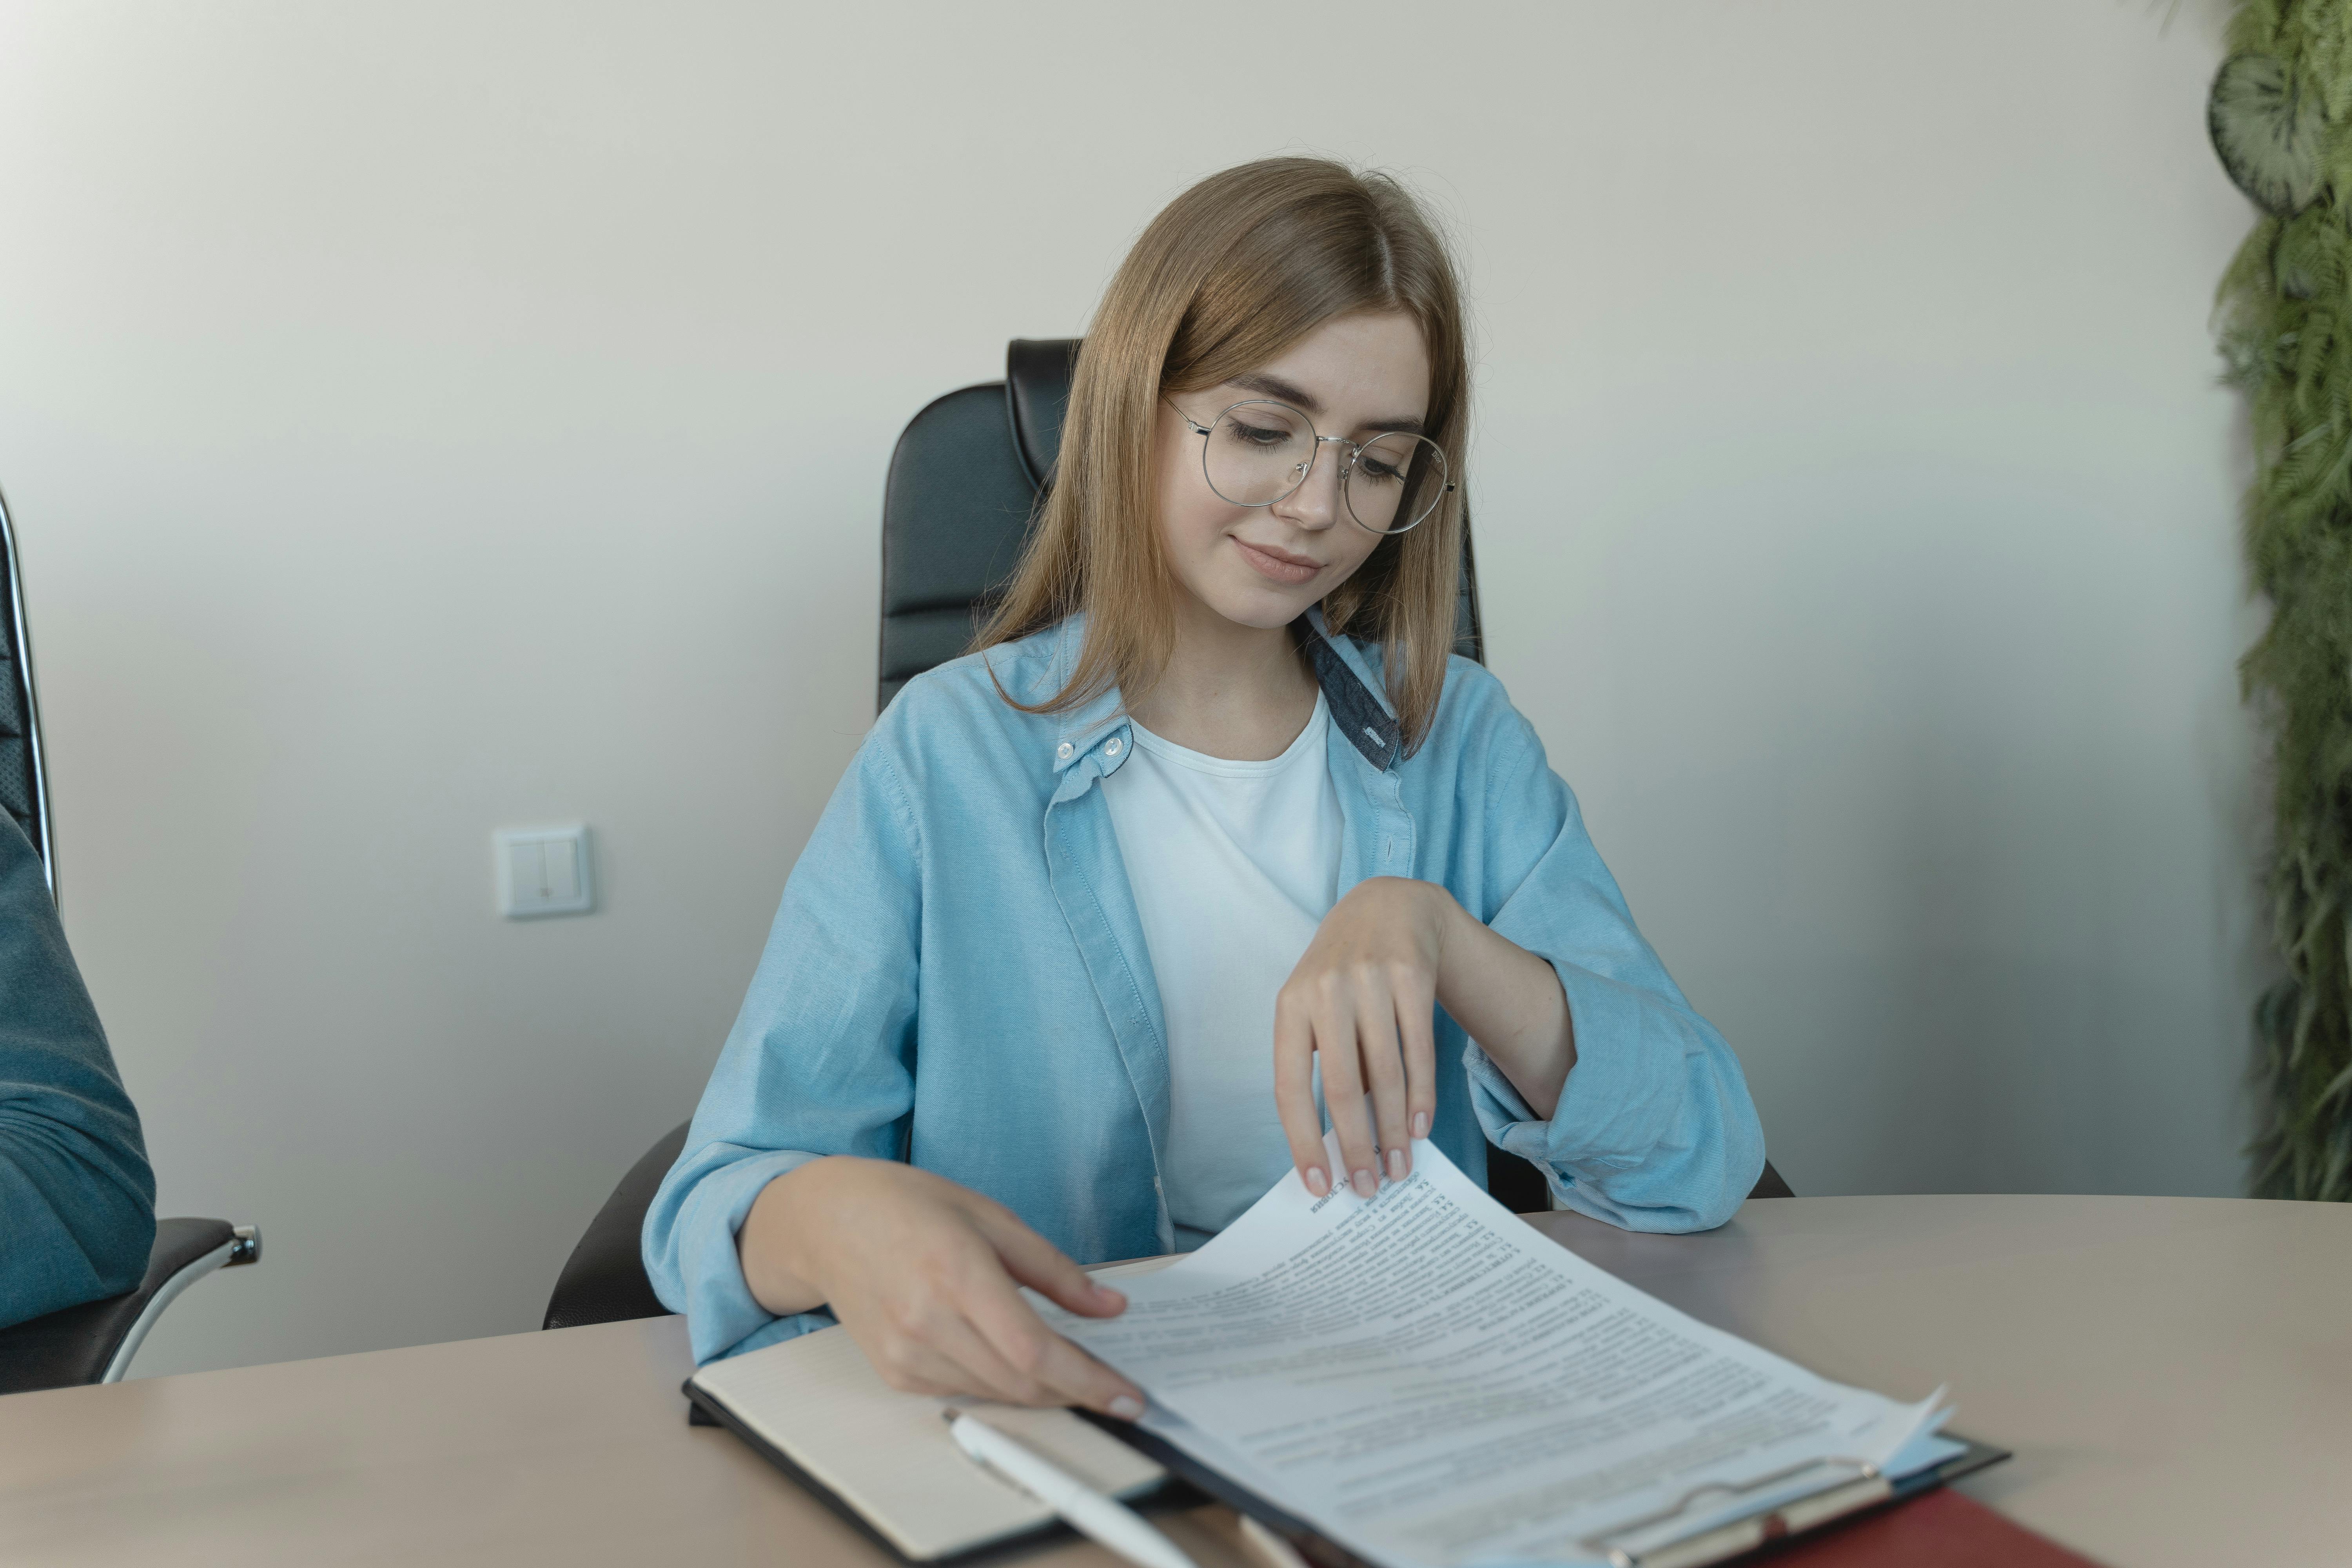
495,824,594,918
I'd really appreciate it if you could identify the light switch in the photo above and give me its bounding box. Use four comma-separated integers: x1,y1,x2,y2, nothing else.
495,824,594,918
542,837,580,902
510,840,547,898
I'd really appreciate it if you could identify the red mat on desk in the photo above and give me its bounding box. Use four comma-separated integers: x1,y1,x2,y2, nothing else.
1765,1489,2099,1567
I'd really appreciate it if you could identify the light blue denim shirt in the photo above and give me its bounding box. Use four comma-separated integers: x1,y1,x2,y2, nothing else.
646,613,1765,1364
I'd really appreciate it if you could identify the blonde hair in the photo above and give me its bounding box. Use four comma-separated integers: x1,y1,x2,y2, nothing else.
973,157,1470,753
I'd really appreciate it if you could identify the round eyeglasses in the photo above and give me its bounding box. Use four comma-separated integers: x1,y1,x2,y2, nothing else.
1171,398,1454,535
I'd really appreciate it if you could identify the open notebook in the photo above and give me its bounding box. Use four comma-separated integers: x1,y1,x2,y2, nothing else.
685,1316,1168,1561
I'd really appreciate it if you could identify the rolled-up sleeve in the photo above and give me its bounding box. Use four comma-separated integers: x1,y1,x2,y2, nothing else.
642,733,925,1363
0,815,156,1331
1461,716,1764,1232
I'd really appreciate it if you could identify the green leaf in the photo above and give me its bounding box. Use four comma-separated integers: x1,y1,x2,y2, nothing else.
2274,209,2345,298
2212,52,2328,215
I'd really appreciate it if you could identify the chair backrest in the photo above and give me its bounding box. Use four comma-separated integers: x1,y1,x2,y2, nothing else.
0,485,54,892
878,339,1483,712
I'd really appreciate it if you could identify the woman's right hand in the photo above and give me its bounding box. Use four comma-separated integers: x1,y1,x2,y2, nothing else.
737,1156,1145,1418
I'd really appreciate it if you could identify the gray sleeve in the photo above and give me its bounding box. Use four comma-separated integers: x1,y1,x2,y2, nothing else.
0,813,156,1329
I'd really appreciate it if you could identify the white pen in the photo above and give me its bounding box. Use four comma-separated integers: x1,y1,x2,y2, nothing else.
945,1410,1199,1568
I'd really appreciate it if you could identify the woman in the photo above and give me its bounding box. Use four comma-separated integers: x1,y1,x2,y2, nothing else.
645,158,1764,1421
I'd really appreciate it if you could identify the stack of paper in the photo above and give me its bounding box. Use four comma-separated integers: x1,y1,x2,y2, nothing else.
1037,1136,1953,1568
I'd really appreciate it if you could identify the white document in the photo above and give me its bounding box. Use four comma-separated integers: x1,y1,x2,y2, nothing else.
1038,1136,1944,1568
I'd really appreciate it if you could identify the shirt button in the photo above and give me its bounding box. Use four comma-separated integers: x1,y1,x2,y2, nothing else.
1056,741,1074,760
1105,737,1123,757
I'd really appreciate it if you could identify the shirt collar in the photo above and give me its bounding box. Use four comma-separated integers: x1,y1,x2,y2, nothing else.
1041,615,1129,776
1037,608,1400,776
1299,609,1401,771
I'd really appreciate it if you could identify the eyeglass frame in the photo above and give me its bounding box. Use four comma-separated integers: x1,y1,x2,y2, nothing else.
1167,397,1457,536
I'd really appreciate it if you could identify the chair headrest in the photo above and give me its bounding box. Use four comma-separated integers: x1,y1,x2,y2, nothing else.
1006,338,1081,490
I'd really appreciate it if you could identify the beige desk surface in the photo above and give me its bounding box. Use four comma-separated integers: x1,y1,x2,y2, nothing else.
2,1194,2346,1567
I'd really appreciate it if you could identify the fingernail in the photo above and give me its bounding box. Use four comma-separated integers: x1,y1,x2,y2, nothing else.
1387,1149,1406,1182
1094,1284,1125,1307
1305,1167,1330,1196
1412,1112,1430,1139
1352,1168,1377,1198
1109,1394,1144,1419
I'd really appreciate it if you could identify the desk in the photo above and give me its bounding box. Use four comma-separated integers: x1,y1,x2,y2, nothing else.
2,1196,2346,1567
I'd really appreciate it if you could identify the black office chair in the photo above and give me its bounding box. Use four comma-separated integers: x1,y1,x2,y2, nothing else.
0,485,262,1395
542,341,1788,1332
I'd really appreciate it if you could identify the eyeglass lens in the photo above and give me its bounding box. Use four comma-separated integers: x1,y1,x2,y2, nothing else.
1201,401,1448,534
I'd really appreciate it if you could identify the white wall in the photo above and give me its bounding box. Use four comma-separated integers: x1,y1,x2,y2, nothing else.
0,2,2255,1379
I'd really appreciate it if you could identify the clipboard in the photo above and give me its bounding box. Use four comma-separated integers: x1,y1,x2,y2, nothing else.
1077,1409,2009,1568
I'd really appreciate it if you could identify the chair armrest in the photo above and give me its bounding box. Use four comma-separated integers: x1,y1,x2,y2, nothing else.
541,1122,690,1331
0,1217,260,1394
534,1130,1792,1330
1494,1153,1793,1215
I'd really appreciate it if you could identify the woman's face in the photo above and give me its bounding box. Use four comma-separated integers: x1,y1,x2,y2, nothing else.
1154,310,1432,634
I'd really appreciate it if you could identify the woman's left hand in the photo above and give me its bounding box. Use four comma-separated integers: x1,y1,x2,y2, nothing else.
1272,876,1455,1201
1272,877,1579,1201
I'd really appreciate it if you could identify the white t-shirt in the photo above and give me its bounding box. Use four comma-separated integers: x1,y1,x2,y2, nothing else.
1100,693,1342,1249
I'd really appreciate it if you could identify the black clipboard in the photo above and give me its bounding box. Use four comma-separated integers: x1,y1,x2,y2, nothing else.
1074,1408,2010,1568
692,1367,2005,1568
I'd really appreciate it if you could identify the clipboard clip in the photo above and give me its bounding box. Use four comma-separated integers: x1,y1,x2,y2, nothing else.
1583,1457,1891,1568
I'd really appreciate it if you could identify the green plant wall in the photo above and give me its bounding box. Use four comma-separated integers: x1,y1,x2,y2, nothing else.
2212,2,2352,1198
